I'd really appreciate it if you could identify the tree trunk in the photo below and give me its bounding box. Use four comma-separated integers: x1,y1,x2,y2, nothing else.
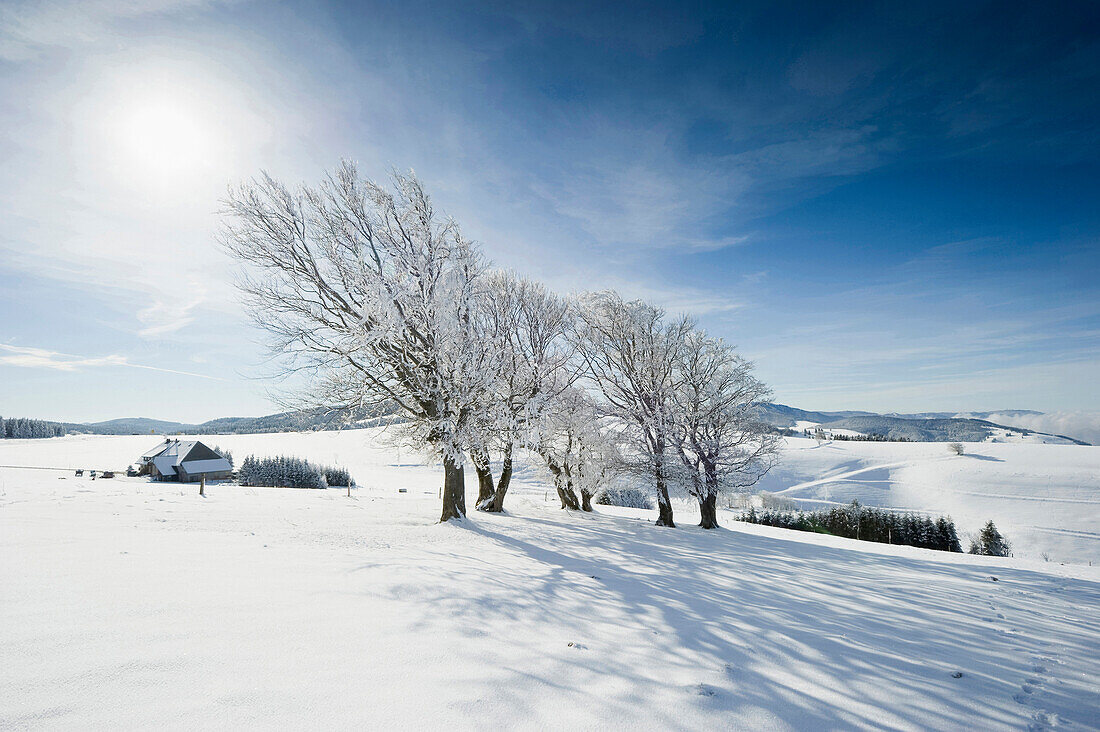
698,493,719,529
544,453,580,510
481,443,513,513
561,465,581,511
440,453,466,522
580,488,593,512
653,452,675,527
699,464,719,529
557,482,581,510
471,449,495,506
199,475,205,497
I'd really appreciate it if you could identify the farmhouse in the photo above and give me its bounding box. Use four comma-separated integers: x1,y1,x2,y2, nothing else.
139,439,232,482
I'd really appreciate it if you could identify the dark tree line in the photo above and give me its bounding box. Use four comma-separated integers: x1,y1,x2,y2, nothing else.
238,455,355,490
0,416,65,439
777,427,911,442
739,501,964,553
827,432,911,442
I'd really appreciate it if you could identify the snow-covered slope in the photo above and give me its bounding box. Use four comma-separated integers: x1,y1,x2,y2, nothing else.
2,431,1099,729
756,437,1100,564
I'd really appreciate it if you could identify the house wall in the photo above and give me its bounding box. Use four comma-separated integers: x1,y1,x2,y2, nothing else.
177,469,232,483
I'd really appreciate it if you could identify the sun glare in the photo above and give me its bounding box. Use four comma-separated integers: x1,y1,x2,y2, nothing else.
118,96,214,175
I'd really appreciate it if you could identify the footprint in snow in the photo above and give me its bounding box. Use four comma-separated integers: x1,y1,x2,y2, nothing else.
694,684,717,697
1026,710,1058,731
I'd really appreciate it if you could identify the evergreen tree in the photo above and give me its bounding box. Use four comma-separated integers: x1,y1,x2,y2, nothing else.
969,520,1012,557
935,517,963,552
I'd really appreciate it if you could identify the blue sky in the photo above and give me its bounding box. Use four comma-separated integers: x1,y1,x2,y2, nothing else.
0,0,1098,424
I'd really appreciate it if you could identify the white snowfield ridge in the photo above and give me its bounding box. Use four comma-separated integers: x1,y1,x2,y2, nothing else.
1,429,1098,730
756,437,1100,565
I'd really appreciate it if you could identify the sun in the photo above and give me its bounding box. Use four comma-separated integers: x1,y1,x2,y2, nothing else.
118,95,215,175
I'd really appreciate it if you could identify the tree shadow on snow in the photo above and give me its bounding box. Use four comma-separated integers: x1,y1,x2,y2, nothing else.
382,507,1100,730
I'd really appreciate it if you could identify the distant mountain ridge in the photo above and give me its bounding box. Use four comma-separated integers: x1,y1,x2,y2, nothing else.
9,404,1088,446
67,407,393,436
756,404,1090,445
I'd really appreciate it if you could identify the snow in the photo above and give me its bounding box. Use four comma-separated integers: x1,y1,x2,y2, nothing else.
756,437,1100,564
2,430,1099,729
784,421,1080,445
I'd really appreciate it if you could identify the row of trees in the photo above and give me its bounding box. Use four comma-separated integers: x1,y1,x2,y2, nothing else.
221,163,778,526
237,454,356,490
0,416,65,439
739,502,1014,556
784,428,911,443
827,432,910,443
209,445,235,468
739,501,964,552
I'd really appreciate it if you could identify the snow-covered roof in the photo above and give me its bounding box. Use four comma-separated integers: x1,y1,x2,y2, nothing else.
152,455,178,476
141,440,227,473
142,440,174,459
143,440,199,460
179,458,232,474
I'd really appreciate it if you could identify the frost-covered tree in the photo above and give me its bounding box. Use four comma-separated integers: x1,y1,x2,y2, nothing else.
221,162,493,521
238,455,327,489
670,330,779,529
949,442,965,456
211,445,234,469
574,293,693,527
535,388,618,511
969,520,1012,557
469,272,576,513
1,417,63,439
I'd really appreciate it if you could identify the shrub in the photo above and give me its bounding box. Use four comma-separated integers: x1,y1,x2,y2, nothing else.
596,485,653,510
759,491,798,511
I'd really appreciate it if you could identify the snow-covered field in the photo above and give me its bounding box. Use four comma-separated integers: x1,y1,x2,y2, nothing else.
2,430,1099,729
757,437,1100,564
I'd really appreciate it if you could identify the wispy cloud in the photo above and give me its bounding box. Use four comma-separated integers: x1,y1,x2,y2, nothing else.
0,344,224,380
136,292,202,338
0,0,228,61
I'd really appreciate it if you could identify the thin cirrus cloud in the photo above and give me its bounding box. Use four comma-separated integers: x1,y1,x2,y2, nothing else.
0,344,224,381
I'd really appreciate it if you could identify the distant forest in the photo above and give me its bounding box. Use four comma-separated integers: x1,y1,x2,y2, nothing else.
0,416,66,439
0,406,398,439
